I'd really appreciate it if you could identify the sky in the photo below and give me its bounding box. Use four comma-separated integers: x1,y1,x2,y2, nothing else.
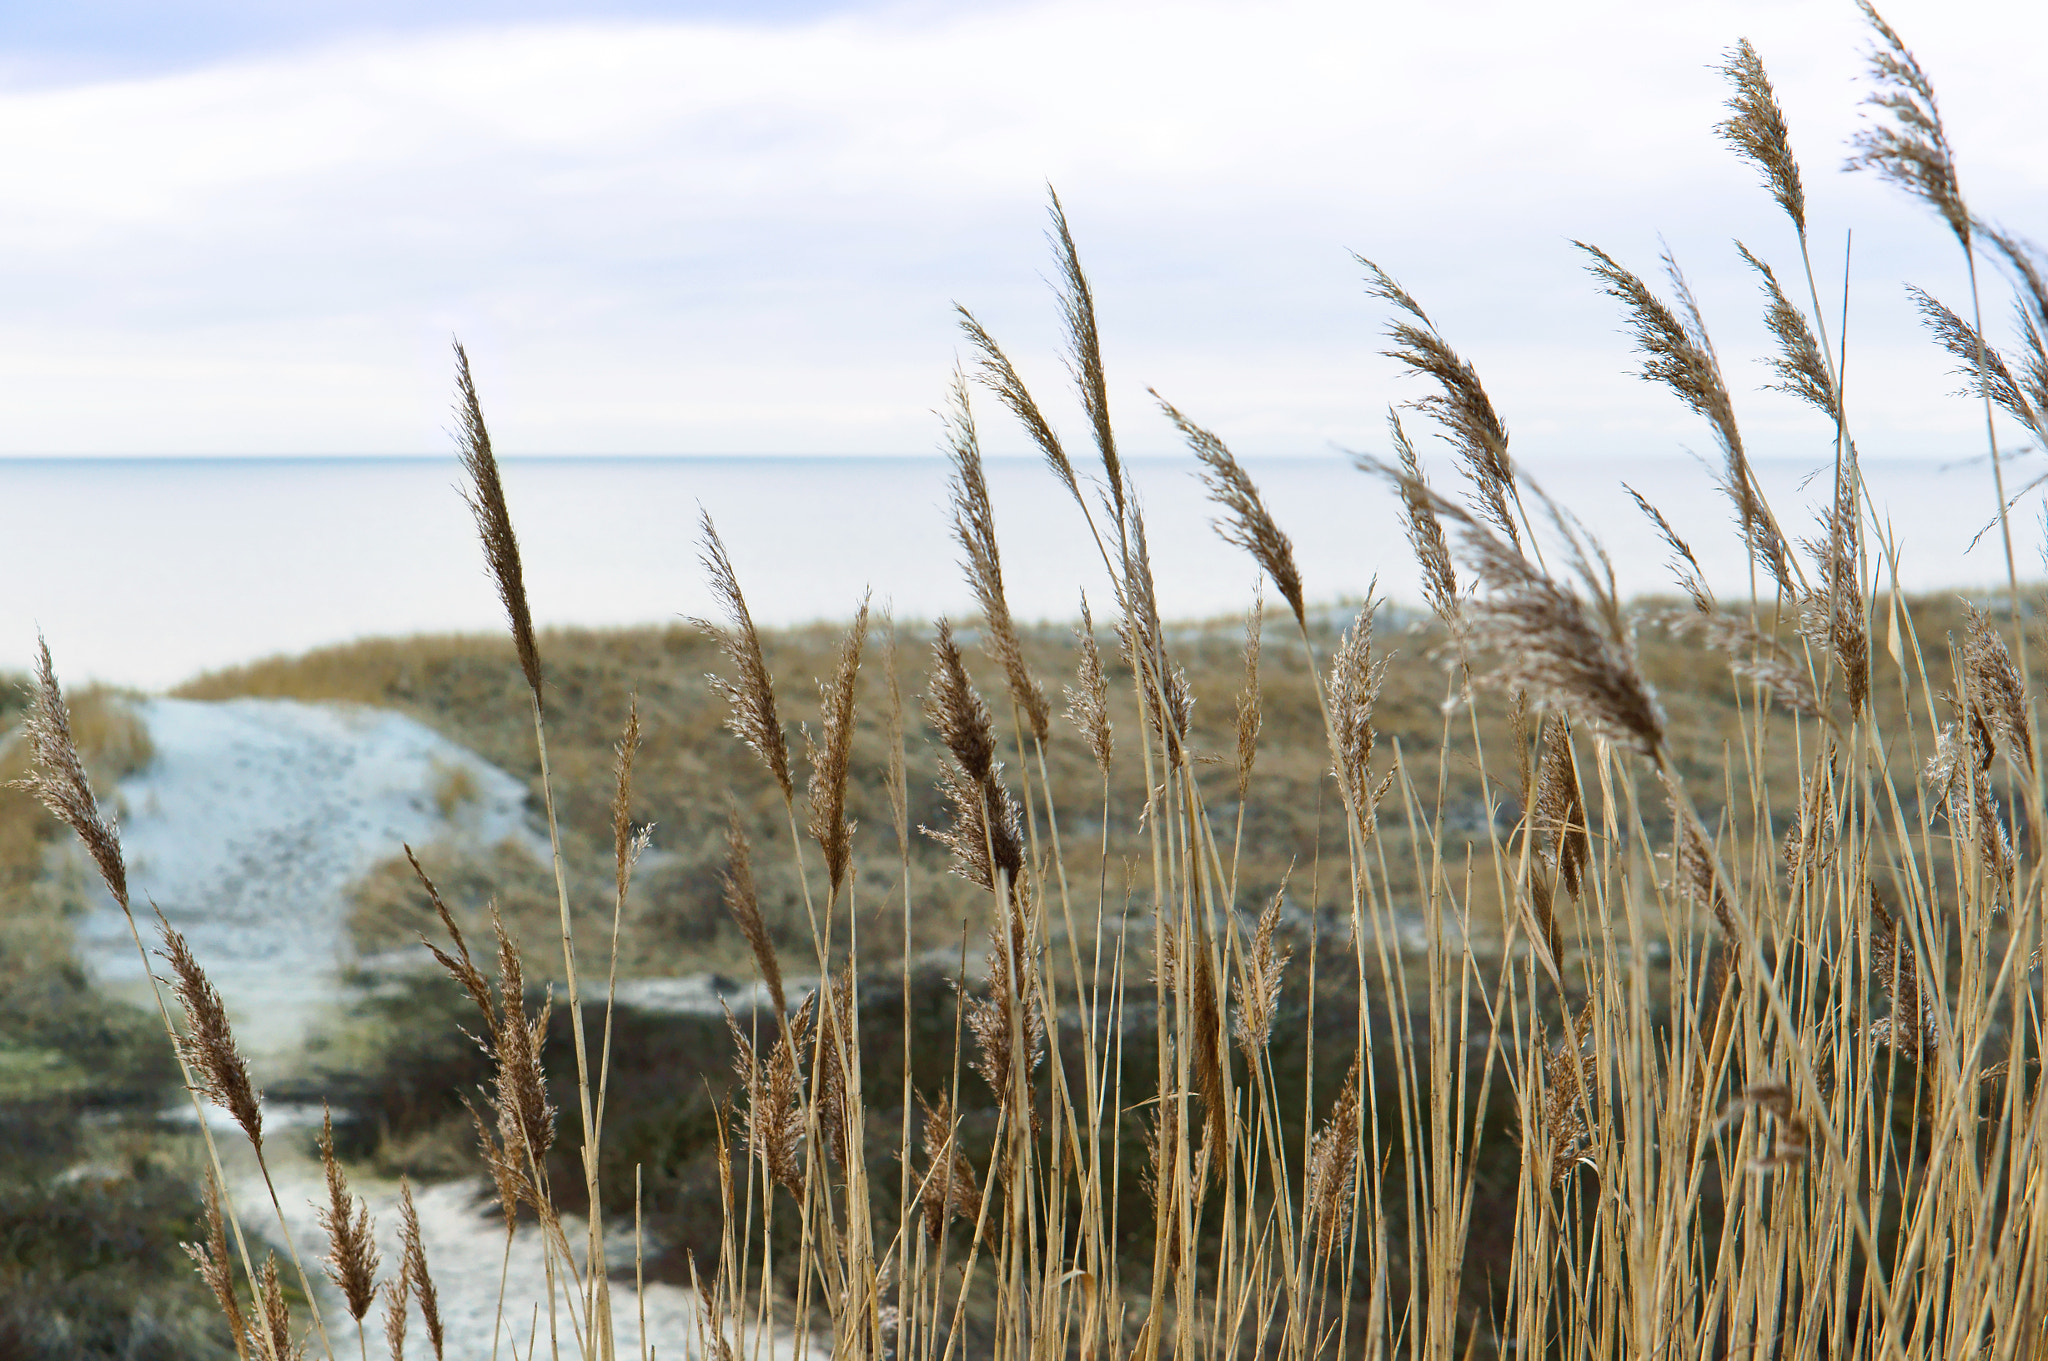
0,0,2044,463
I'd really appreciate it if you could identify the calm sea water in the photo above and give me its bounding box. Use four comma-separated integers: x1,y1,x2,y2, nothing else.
1,453,2026,691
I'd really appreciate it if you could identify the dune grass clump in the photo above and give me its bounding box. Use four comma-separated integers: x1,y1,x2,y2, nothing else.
19,7,2048,1360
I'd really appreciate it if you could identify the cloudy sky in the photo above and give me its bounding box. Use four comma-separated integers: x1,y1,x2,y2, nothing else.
0,0,2043,462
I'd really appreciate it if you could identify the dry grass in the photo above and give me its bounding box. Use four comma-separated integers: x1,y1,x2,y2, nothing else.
19,9,2048,1360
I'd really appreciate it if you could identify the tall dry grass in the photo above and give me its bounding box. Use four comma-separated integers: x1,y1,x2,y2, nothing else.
19,7,2048,1359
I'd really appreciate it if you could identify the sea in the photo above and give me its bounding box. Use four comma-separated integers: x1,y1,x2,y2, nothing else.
0,452,2031,691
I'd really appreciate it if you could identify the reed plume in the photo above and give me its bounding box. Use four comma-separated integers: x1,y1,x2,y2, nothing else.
1118,504,1193,762
1377,469,1666,758
1719,1085,1811,1172
316,1106,380,1324
14,636,127,907
720,811,787,1018
1867,891,1932,1057
1981,225,2048,416
1358,255,1520,545
1847,1,1968,248
1064,594,1113,776
1907,286,2042,434
816,965,858,1168
1306,1051,1364,1255
916,1093,981,1242
254,1255,305,1361
397,1180,443,1361
1383,411,1460,630
1235,595,1262,800
1544,1000,1598,1186
1232,877,1291,1060
183,1171,251,1361
945,372,1050,740
155,911,263,1149
695,511,793,802
1717,39,1806,235
1799,467,1870,717
1782,748,1838,882
923,621,1026,896
728,993,812,1196
955,306,1081,513
1962,601,2032,770
1738,243,1838,421
1532,720,1590,899
1577,242,1793,596
451,341,542,712
807,595,871,891
1049,187,1124,522
967,889,1044,1129
1624,485,1713,614
488,905,557,1174
1326,601,1390,820
1662,608,1822,719
381,1272,409,1361
1161,392,1305,628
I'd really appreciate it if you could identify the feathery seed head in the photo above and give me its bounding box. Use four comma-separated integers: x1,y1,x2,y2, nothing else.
1048,188,1123,523
1578,242,1793,597
398,1180,443,1361
452,342,543,712
916,1093,981,1242
1306,1051,1364,1255
945,374,1050,741
1718,40,1806,233
1234,595,1263,799
955,306,1081,513
1161,392,1306,628
156,911,263,1149
1326,600,1391,818
1738,243,1838,421
254,1255,305,1361
694,511,793,801
806,595,871,891
1384,412,1460,630
1847,2,1968,248
14,637,128,908
1908,285,2041,434
1962,602,2032,771
316,1106,380,1322
1624,485,1714,614
721,810,786,1018
1065,594,1114,775
1232,877,1292,1060
1533,720,1590,899
182,1171,251,1361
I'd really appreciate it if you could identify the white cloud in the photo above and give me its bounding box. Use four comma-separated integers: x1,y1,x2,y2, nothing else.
0,0,2042,457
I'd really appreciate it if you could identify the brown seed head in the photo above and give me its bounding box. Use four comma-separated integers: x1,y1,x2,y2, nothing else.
966,893,1045,1131
1306,1051,1364,1255
956,306,1081,515
1234,595,1262,800
1797,465,1869,717
1737,243,1838,421
181,1170,251,1361
806,595,871,891
156,911,263,1149
381,1273,409,1361
693,511,793,801
1049,188,1124,523
1664,608,1822,719
1577,242,1793,598
926,620,997,784
945,373,1051,742
1908,285,2041,434
720,811,786,1018
1064,594,1114,776
1624,485,1714,614
916,1092,981,1242
253,1254,305,1361
1383,411,1460,630
611,699,651,908
451,341,542,712
1847,1,1969,249
1544,1000,1599,1185
1533,720,1590,899
1717,40,1806,234
1117,505,1193,763
1326,601,1390,820
398,1179,443,1361
316,1106,380,1322
1160,392,1305,628
1962,602,2032,771
13,637,128,908
1232,876,1292,1060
